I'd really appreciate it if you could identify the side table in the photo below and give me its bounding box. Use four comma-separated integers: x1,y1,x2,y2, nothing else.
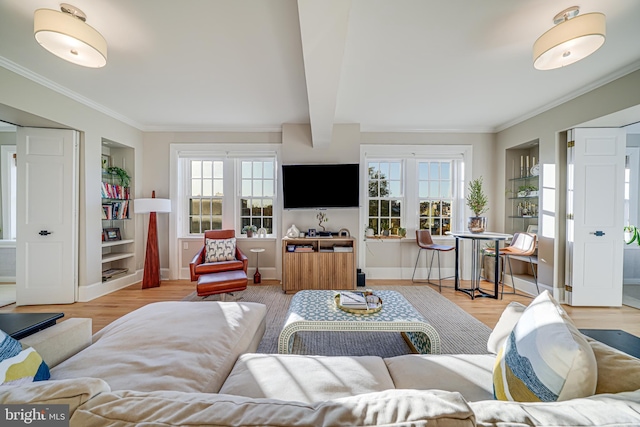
250,248,265,284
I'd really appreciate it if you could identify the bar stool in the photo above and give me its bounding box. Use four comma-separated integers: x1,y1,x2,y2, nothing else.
411,229,455,292
483,232,539,298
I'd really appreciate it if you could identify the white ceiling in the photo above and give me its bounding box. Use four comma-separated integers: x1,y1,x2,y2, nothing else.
1,0,640,142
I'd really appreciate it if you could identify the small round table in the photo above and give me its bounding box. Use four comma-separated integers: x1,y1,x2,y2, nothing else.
250,248,265,284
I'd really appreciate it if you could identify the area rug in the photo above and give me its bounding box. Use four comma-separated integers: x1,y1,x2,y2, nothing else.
183,284,491,356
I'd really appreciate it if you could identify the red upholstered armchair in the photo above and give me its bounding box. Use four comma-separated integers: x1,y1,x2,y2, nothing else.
189,230,248,282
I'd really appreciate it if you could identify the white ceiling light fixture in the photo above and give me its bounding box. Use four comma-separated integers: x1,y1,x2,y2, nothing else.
34,3,107,68
533,6,605,71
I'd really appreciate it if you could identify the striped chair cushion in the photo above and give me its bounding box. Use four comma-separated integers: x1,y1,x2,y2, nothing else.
205,238,237,263
0,329,50,386
493,290,597,402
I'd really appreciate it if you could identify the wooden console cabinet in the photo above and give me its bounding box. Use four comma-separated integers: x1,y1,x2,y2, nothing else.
282,237,356,293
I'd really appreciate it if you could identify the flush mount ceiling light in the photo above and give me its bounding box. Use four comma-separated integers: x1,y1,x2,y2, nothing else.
34,3,107,68
533,6,605,71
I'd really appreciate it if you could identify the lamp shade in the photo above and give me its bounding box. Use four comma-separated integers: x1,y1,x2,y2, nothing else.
533,12,605,71
34,8,107,68
134,198,171,214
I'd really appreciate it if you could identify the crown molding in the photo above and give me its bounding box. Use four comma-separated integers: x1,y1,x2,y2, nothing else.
495,59,640,133
0,56,144,130
360,126,494,134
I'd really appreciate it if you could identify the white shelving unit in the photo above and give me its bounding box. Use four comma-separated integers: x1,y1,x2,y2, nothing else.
101,141,135,283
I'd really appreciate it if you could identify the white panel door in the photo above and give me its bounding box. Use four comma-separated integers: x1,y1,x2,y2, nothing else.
16,128,78,305
568,128,625,306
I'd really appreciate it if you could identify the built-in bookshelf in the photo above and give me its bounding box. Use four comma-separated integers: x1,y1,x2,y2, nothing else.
101,141,135,283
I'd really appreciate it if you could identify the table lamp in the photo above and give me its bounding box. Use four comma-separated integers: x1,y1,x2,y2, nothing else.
134,191,171,289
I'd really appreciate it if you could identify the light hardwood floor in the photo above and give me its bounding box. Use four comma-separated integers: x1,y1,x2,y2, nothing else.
2,279,640,337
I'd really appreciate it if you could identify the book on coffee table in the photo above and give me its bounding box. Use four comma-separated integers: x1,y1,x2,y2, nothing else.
339,291,368,310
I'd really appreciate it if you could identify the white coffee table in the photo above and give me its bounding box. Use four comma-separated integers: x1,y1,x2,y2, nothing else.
278,290,441,355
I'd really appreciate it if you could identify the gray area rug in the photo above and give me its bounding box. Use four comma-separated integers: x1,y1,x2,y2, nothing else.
183,284,491,356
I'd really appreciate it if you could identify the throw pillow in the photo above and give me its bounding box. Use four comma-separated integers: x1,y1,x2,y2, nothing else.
493,290,597,402
0,329,50,386
487,301,526,354
205,238,236,263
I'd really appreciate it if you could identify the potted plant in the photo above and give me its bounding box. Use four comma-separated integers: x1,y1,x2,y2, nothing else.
106,166,131,187
624,225,639,245
242,225,257,237
517,185,538,197
316,212,328,232
466,177,488,233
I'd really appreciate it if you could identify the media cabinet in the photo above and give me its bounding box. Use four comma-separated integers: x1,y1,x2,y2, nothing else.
281,237,357,293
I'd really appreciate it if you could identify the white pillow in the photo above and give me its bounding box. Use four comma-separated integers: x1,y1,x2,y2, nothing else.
204,238,236,262
487,301,526,354
493,291,597,402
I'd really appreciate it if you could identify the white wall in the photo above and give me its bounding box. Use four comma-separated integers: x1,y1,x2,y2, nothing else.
0,67,144,301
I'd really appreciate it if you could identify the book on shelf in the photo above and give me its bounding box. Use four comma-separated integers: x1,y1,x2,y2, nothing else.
294,245,314,252
339,291,368,310
333,245,353,252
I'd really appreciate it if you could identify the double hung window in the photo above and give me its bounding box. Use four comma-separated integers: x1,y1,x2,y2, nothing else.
177,147,278,237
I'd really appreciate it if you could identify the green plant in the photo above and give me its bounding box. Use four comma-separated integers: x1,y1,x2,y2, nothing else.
317,212,328,231
466,177,488,217
624,225,639,245
518,185,538,194
242,225,257,234
107,166,131,187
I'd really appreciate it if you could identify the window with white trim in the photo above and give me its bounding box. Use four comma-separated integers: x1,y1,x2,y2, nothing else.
363,145,468,238
367,161,403,234
418,161,453,236
240,160,275,233
189,160,224,234
177,149,278,237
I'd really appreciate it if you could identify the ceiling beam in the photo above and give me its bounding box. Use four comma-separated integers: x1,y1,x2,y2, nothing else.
297,0,351,148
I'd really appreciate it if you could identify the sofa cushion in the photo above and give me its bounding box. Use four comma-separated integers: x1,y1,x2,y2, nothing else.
585,336,640,395
471,390,640,427
72,389,476,426
51,301,266,393
0,329,49,385
487,301,526,354
0,377,110,416
205,237,236,262
220,354,395,403
493,291,597,402
385,354,495,402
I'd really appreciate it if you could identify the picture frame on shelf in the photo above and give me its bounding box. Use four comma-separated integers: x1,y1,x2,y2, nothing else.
307,228,316,237
101,154,111,171
527,224,538,235
103,227,121,241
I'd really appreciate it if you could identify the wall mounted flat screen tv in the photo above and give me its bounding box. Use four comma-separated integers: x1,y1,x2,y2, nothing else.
282,164,359,209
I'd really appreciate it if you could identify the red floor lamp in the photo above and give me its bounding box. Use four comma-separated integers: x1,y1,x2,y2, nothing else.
134,191,171,289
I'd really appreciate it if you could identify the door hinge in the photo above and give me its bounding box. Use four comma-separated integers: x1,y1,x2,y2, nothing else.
565,285,573,292
566,213,574,220
567,141,575,148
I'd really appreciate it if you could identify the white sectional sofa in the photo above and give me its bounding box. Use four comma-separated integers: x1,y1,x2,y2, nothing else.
2,298,640,426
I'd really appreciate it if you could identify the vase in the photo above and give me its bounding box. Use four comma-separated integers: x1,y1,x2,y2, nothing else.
286,224,299,238
468,216,486,234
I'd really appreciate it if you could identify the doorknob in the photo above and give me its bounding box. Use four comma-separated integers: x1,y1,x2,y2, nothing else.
589,231,606,236
38,230,52,236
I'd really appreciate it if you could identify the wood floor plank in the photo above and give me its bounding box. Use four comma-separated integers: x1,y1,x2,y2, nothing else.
2,279,639,337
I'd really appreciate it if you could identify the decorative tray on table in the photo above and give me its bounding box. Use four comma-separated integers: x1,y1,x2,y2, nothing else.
335,290,382,314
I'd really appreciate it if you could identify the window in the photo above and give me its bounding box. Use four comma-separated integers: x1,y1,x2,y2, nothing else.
188,160,224,234
240,160,275,233
363,144,469,238
418,161,453,236
175,146,279,238
367,161,402,234
1,145,17,240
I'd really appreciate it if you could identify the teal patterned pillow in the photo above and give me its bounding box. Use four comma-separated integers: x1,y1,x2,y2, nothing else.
205,238,236,263
0,329,50,385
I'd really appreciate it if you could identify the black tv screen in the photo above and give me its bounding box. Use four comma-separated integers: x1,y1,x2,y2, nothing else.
282,164,360,209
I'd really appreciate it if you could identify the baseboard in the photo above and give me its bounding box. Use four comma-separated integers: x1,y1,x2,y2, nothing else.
77,270,142,302
624,279,640,285
0,276,16,283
